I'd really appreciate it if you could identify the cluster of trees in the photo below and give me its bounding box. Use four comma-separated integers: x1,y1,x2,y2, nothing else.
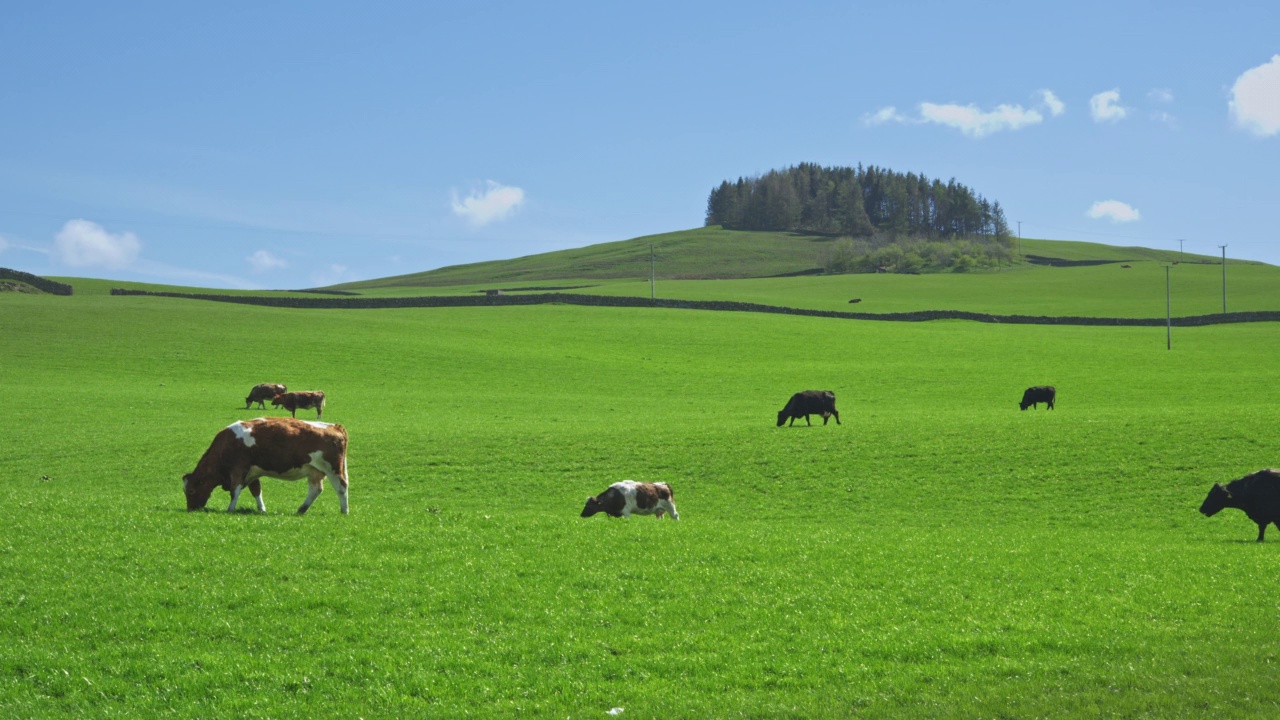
705,163,1015,272
820,237,1013,274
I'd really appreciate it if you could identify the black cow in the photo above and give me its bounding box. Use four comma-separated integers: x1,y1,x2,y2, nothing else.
1199,469,1280,542
777,390,840,427
1019,386,1056,411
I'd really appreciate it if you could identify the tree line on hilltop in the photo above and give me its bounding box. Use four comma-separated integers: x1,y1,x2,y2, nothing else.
704,163,1016,273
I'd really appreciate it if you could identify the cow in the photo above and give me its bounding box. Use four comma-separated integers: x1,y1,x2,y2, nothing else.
272,391,326,419
245,383,286,409
581,481,679,520
183,417,349,515
1199,469,1280,542
1019,386,1056,411
776,390,840,427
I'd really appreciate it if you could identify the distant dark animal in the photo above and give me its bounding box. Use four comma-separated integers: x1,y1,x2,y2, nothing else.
1019,386,1056,411
1199,469,1280,542
848,298,862,304
272,391,326,419
777,390,840,427
1121,264,1132,268
581,481,678,520
245,383,287,409
183,417,349,514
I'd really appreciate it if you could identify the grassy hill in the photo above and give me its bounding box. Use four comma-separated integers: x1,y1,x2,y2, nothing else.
333,227,1238,291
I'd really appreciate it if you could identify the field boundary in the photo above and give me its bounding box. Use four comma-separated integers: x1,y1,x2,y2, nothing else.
108,288,1280,326
1,267,73,295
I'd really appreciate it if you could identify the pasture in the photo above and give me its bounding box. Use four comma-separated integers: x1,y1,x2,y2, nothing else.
2,286,1279,718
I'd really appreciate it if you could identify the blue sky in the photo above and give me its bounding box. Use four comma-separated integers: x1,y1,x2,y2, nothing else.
2,1,1277,288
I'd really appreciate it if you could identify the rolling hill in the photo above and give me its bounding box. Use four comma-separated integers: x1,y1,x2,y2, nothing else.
331,226,1240,291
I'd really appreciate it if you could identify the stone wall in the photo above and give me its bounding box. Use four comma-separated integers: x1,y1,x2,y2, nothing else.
108,288,1280,327
0,267,73,295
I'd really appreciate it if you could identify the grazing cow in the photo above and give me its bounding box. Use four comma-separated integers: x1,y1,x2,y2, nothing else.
776,390,840,427
1199,469,1280,542
581,481,679,520
1019,386,1056,411
183,417,349,515
245,383,286,410
272,391,326,419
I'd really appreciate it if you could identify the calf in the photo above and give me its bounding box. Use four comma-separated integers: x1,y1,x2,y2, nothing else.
245,383,286,409
272,390,326,419
581,481,679,520
777,390,840,427
1019,386,1056,411
1199,469,1280,542
183,417,349,515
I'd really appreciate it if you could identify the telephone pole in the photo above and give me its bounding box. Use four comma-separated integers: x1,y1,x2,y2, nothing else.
649,243,655,300
1177,238,1185,261
1165,264,1172,350
1218,244,1228,313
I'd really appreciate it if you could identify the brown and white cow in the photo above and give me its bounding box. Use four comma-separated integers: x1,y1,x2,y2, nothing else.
245,383,286,409
581,481,679,520
183,417,349,515
271,390,326,419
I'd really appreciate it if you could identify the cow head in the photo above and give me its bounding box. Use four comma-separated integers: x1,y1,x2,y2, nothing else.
776,410,789,427
1199,483,1233,517
1019,401,1030,410
183,472,215,511
271,393,285,408
581,496,604,517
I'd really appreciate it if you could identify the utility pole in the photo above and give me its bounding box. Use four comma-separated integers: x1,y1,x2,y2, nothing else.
1165,264,1172,350
1218,243,1228,311
649,243,655,300
1176,238,1185,261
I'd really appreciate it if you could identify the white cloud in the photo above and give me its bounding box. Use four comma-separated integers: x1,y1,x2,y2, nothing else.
863,106,911,126
1148,88,1174,103
0,234,10,255
1087,200,1141,223
247,249,288,273
450,180,525,226
1230,55,1280,137
53,219,141,268
1090,89,1128,123
1038,89,1065,116
919,102,1044,137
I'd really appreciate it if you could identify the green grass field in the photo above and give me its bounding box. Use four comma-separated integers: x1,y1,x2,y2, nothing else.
3,275,1279,718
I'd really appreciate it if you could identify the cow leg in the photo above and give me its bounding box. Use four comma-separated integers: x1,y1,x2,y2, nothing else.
249,479,266,513
297,472,325,515
291,408,297,418
805,414,812,426
661,499,680,520
1257,523,1267,543
832,410,841,425
227,484,244,513
327,473,349,515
